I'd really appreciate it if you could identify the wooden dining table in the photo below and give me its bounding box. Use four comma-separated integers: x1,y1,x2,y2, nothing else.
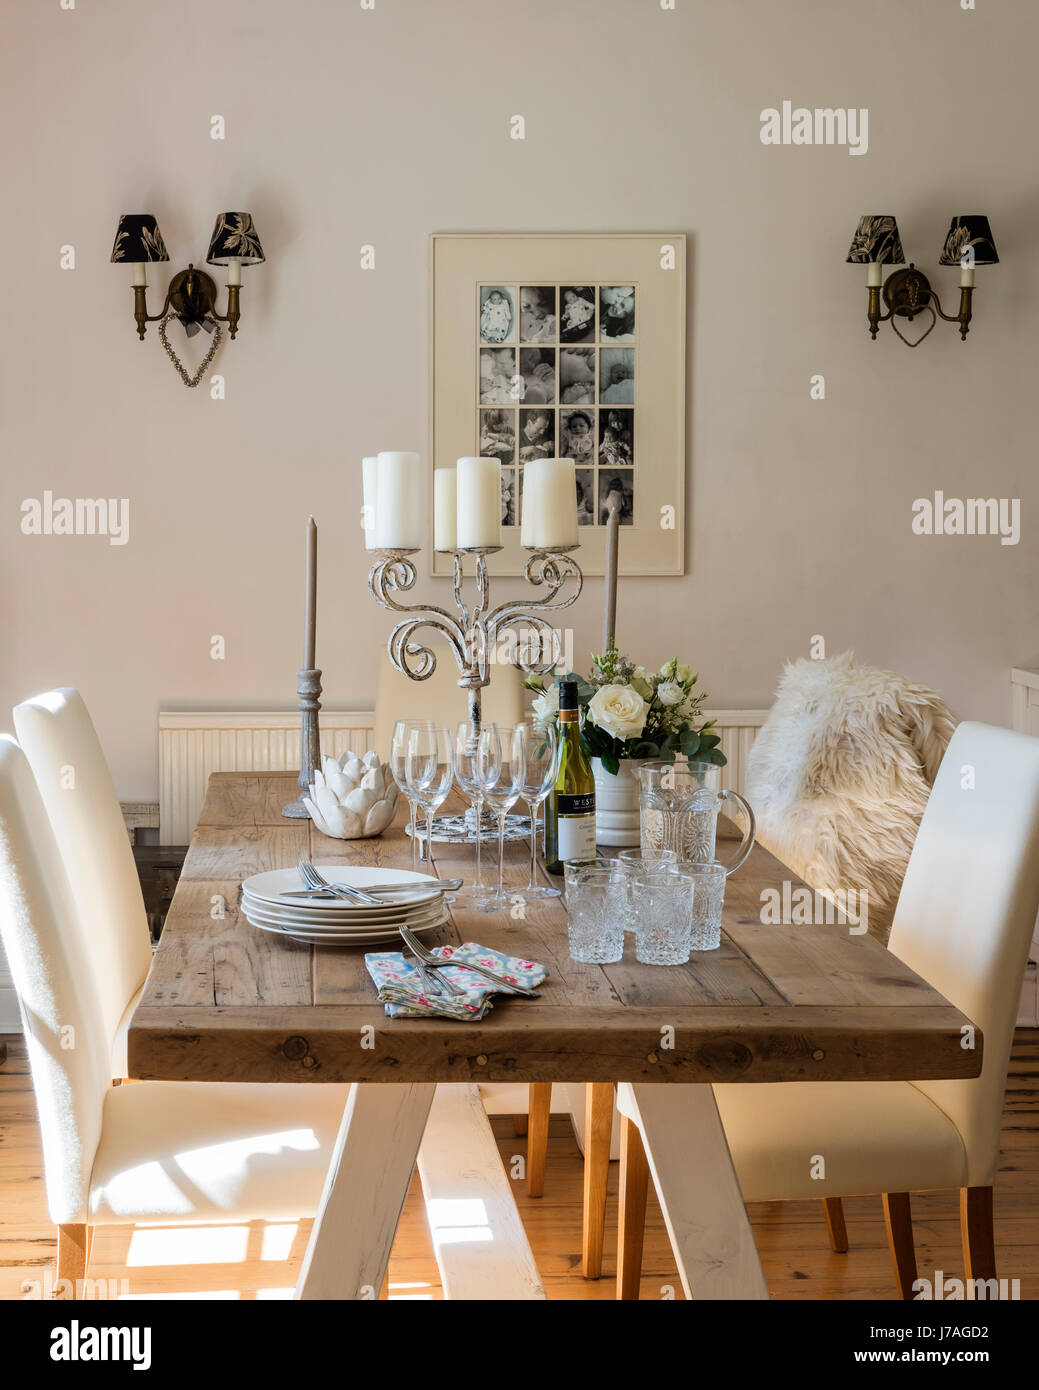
129,772,982,1300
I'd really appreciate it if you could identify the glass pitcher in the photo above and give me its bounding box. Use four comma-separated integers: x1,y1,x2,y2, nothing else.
636,760,755,876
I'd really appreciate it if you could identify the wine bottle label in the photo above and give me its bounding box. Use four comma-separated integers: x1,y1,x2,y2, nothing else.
556,791,596,863
557,813,596,863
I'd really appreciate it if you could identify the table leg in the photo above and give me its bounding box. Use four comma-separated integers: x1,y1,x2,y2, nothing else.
581,1082,614,1278
295,1081,436,1300
616,1082,769,1301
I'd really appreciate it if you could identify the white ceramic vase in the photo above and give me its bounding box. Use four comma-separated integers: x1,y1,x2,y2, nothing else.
591,756,647,847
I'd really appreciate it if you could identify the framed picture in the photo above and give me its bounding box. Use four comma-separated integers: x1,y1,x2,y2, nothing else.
431,233,686,577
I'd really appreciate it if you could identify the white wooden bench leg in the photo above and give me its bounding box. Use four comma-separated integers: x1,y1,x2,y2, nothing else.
616,1082,769,1301
295,1081,436,1300
417,1084,546,1300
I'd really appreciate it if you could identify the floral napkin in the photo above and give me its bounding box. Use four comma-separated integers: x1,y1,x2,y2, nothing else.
364,942,548,1020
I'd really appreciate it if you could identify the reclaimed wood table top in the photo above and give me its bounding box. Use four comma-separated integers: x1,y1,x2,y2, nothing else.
128,772,982,1087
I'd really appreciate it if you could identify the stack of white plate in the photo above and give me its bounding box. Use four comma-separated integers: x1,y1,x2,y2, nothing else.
240,867,448,946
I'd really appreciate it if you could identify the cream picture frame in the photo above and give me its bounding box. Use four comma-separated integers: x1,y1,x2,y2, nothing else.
431,233,687,577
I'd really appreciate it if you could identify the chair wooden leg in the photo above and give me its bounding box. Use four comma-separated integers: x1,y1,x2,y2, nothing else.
822,1197,849,1253
616,1117,650,1300
513,1114,528,1136
526,1083,551,1198
960,1186,996,1294
57,1224,90,1295
882,1192,918,1300
581,1083,614,1279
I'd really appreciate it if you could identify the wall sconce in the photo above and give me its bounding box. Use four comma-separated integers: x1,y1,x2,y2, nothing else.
110,210,265,346
846,214,998,346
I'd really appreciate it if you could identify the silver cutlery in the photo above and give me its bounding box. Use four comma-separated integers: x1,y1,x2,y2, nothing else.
401,939,465,997
281,877,463,899
401,948,446,998
399,924,540,998
297,858,382,905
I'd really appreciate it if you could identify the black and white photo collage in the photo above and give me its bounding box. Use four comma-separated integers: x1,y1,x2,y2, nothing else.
478,283,636,528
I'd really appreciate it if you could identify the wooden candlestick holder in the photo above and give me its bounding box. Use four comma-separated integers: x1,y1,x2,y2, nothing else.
282,667,323,819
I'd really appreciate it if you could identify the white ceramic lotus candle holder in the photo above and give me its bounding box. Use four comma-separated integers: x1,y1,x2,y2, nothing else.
304,750,400,839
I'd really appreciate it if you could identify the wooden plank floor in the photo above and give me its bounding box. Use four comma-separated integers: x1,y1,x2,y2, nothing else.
2,1033,1036,1301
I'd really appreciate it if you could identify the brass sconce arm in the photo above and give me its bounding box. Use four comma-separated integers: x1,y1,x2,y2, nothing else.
927,284,975,340
211,284,242,340
866,285,894,339
132,284,173,340
865,265,976,345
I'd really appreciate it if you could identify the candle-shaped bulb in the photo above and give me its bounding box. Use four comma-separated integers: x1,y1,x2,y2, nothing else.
227,258,242,287
867,262,883,288
132,263,147,288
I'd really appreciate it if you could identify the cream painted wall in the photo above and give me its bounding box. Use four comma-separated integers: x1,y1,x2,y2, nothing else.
2,0,1037,801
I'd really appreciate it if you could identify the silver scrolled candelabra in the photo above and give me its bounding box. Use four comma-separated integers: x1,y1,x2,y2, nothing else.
368,544,583,721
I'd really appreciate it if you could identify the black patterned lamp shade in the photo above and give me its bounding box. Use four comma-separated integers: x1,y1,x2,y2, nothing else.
846,215,905,264
110,214,169,263
206,212,265,266
939,215,999,267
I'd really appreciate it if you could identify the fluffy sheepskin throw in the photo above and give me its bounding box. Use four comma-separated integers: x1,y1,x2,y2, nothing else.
745,652,957,943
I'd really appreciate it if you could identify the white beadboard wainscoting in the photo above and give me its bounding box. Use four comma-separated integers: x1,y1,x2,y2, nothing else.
158,710,378,845
157,707,770,847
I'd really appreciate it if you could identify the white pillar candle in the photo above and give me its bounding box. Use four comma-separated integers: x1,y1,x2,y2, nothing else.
521,458,579,551
867,262,883,288
362,455,379,551
434,468,457,551
456,456,501,550
132,263,147,287
227,258,242,287
960,265,976,288
374,451,423,551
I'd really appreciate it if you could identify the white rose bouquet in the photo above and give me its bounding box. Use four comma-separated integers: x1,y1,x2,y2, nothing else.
525,647,725,775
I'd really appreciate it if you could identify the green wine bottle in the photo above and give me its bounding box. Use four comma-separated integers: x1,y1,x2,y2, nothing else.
544,676,596,875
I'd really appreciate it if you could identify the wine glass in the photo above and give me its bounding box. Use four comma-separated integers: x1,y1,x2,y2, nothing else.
483,726,525,908
404,726,454,875
454,721,502,908
513,721,561,900
390,718,435,872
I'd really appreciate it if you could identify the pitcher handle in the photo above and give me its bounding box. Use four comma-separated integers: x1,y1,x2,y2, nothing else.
718,790,756,876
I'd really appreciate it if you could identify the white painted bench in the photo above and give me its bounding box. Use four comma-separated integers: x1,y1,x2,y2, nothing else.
417,1083,546,1300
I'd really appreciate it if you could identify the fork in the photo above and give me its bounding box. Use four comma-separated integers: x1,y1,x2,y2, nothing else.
401,938,465,997
297,858,382,905
281,877,463,899
401,948,447,998
399,924,540,998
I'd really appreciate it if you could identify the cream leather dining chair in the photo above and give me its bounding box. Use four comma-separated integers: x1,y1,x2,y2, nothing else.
614,722,1039,1299
371,647,526,759
0,734,349,1295
13,688,152,1079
